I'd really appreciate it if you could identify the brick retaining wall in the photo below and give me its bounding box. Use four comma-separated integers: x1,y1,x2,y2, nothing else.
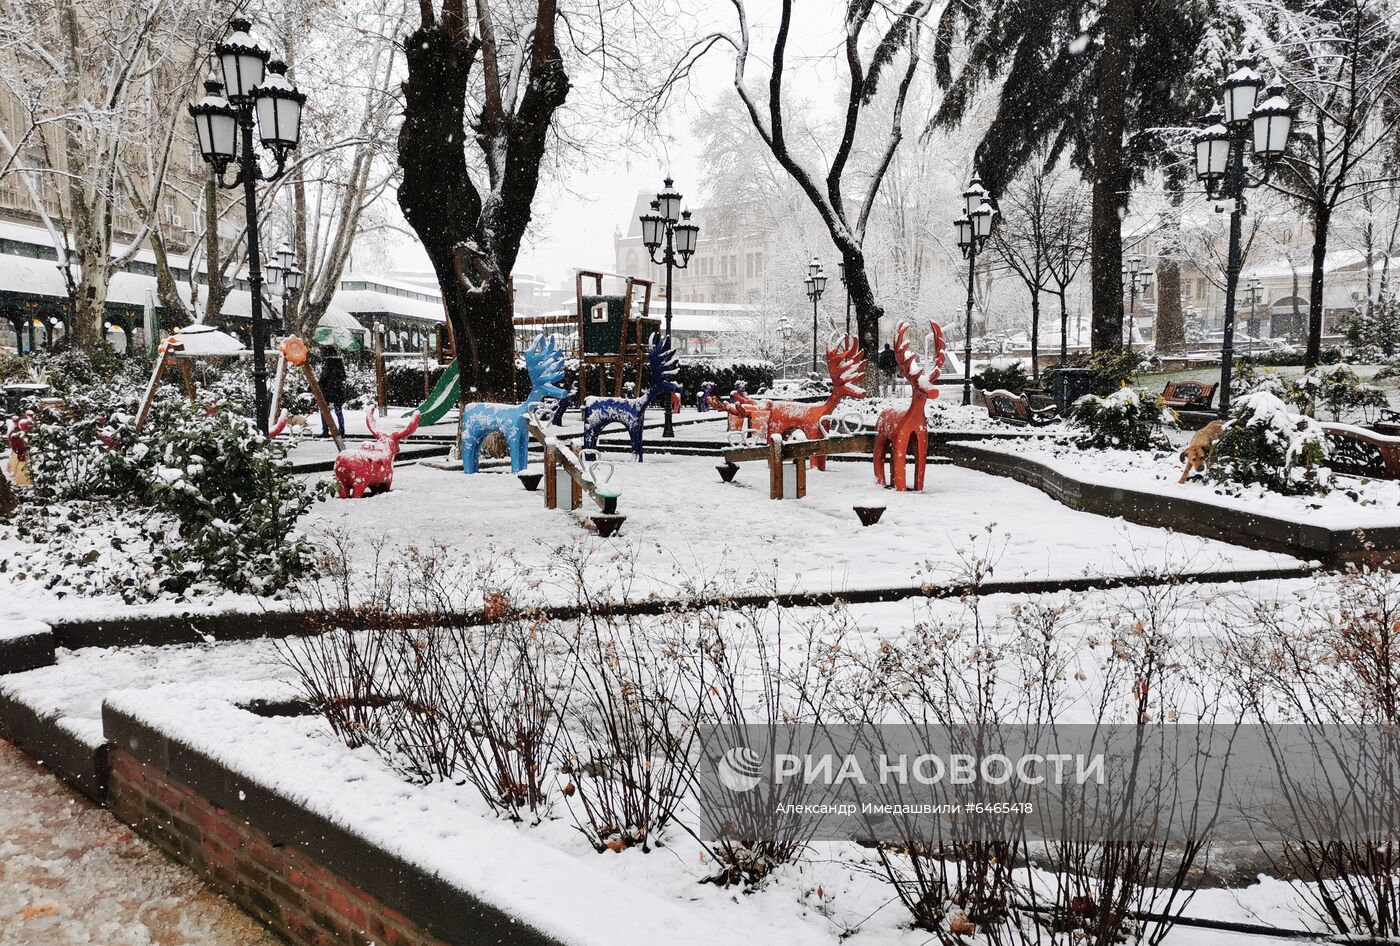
108,748,449,946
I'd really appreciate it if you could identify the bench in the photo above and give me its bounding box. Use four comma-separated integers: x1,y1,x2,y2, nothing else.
981,389,1058,427
1321,423,1400,479
1161,380,1217,411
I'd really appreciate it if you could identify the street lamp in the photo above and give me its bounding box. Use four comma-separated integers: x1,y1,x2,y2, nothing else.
1241,277,1264,354
639,177,699,437
777,314,792,379
188,17,306,435
954,176,997,405
1121,256,1151,351
1192,57,1294,416
837,260,853,337
266,241,304,314
803,257,827,373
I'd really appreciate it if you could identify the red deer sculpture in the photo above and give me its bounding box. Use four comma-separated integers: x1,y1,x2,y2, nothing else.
333,411,421,498
874,321,945,492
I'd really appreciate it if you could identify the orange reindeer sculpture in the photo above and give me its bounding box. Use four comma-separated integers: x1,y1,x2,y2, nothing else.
874,321,945,492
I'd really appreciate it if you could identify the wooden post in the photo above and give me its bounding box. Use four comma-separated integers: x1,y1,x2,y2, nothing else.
544,445,558,509
134,341,175,433
768,434,784,500
300,361,344,451
177,359,197,402
795,456,807,499
571,476,583,511
373,322,387,417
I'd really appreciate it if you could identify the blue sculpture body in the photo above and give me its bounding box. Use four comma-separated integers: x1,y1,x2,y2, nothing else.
551,385,577,426
582,334,681,462
460,335,567,474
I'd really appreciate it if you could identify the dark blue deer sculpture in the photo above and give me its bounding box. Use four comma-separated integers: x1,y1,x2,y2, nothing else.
460,335,567,474
582,334,681,462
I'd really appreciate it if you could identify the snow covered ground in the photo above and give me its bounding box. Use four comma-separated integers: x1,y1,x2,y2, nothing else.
954,436,1400,529
0,578,1340,946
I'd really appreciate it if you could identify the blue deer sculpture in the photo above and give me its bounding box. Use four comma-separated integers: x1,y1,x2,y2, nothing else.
582,334,681,462
460,335,567,474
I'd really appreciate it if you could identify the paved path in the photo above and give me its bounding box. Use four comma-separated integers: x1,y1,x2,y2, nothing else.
0,739,277,946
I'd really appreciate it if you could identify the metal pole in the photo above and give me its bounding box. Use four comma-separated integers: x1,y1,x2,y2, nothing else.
662,222,674,438
1126,280,1136,352
962,238,976,406
811,292,818,373
845,288,851,337
1218,128,1246,419
240,111,270,435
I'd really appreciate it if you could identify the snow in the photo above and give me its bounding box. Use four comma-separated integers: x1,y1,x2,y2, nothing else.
952,436,1400,530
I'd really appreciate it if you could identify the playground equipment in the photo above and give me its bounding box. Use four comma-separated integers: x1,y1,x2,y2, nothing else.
581,334,680,461
697,381,716,412
6,412,33,486
134,328,343,449
525,415,626,536
460,335,567,474
333,410,421,498
717,413,868,500
709,381,768,435
874,321,946,492
759,336,866,470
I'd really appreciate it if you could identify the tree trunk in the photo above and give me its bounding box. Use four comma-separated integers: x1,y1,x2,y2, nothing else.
1088,0,1137,353
1059,291,1069,362
1306,203,1330,367
840,245,884,364
1154,164,1185,353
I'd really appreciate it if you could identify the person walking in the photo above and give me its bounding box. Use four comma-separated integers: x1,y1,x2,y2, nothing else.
878,342,897,379
318,348,347,437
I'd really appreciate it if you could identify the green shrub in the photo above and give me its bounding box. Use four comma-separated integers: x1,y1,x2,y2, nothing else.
1066,386,1173,450
972,361,1030,394
1285,364,1389,422
1206,392,1330,495
676,359,775,401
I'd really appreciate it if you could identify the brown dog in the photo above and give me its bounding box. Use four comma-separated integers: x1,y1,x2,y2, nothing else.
1179,419,1226,483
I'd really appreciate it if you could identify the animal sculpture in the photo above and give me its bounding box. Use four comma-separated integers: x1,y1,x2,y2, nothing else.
6,413,34,486
460,335,568,473
333,410,421,498
582,334,681,461
759,336,867,471
874,321,946,492
697,381,716,412
1179,419,1227,483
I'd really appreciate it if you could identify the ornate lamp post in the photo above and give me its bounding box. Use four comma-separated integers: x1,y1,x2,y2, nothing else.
803,257,827,373
1192,57,1294,416
777,314,792,380
265,241,304,314
837,260,852,337
639,177,698,438
954,177,997,405
1121,255,1152,351
1241,277,1264,354
189,19,306,434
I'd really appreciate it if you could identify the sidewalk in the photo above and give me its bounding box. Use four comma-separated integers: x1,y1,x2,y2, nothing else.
0,739,278,946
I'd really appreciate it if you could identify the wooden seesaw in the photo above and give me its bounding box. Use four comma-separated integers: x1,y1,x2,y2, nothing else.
717,412,873,500
523,412,627,536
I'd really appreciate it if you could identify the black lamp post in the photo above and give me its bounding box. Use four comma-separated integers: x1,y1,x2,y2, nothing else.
639,177,698,438
1241,277,1263,354
1121,255,1151,352
188,18,306,434
803,257,827,372
954,177,997,406
266,241,304,314
1193,57,1294,417
778,314,792,379
837,260,852,337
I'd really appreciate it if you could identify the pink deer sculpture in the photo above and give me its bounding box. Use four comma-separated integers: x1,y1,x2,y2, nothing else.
333,411,421,499
874,321,945,492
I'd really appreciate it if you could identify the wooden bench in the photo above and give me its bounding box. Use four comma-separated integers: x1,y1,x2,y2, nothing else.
1321,422,1400,479
981,389,1058,427
1161,380,1217,411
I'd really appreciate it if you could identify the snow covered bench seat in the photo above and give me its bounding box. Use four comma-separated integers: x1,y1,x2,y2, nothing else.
981,389,1058,427
1321,422,1400,479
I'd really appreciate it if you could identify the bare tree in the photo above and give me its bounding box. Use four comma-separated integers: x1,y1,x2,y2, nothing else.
660,0,935,368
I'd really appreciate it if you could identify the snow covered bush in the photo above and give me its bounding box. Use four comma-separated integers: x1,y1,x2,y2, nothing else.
972,360,1030,394
1206,392,1331,495
1285,364,1388,422
1230,361,1287,399
1066,387,1173,450
8,393,324,599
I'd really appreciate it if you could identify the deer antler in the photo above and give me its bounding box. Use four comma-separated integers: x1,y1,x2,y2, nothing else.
892,322,940,394
825,335,868,399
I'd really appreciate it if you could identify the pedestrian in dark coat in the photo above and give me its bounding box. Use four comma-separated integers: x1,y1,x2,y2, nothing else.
318,349,348,437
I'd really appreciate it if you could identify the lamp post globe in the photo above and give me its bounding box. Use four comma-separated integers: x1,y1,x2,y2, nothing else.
637,176,697,438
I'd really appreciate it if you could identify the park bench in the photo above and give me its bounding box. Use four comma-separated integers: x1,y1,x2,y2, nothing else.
1320,422,1400,479
981,389,1058,427
1161,380,1217,411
